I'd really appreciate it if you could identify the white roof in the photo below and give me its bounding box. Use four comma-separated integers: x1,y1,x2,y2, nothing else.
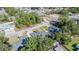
0,22,15,30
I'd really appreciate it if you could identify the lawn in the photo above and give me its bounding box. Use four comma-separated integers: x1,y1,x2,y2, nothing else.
65,37,79,51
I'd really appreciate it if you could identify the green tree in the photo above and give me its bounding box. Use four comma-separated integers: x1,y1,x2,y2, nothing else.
4,7,18,16
0,14,9,22
68,7,79,13
54,32,71,45
58,8,69,15
0,31,11,51
21,35,54,51
57,15,79,35
15,12,41,28
50,15,79,45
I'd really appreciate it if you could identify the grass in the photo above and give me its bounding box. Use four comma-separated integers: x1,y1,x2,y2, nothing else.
32,26,48,32
40,26,48,31
65,37,79,51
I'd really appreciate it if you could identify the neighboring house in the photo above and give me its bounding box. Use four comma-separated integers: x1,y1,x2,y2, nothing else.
70,14,79,24
0,8,5,14
0,8,8,16
0,22,15,37
0,22,19,45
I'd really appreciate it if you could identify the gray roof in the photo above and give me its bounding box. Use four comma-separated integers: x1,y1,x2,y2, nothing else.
70,15,79,20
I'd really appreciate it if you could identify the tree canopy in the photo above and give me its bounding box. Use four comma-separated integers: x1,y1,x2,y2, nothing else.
15,12,42,28
4,7,18,16
0,31,11,51
21,35,54,51
56,15,79,35
49,15,79,45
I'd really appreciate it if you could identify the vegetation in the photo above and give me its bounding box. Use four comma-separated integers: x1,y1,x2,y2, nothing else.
21,35,54,51
65,37,79,51
40,26,48,31
54,32,71,45
54,7,79,15
0,14,9,23
4,7,18,16
0,31,11,51
2,7,79,51
58,8,69,15
4,7,42,28
15,12,42,28
50,15,79,46
68,7,79,13
56,15,79,36
33,26,48,32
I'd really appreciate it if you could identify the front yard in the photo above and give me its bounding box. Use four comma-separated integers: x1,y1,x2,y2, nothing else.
65,37,79,51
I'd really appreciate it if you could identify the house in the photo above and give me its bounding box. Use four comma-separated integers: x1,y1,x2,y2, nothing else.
0,8,8,16
0,8,5,14
70,14,79,24
0,22,15,37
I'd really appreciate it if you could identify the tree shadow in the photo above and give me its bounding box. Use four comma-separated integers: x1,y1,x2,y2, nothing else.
72,43,78,51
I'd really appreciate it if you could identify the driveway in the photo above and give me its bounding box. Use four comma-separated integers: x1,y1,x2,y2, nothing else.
53,42,65,51
48,42,65,51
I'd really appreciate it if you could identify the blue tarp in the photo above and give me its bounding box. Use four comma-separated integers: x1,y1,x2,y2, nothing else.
48,26,61,33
